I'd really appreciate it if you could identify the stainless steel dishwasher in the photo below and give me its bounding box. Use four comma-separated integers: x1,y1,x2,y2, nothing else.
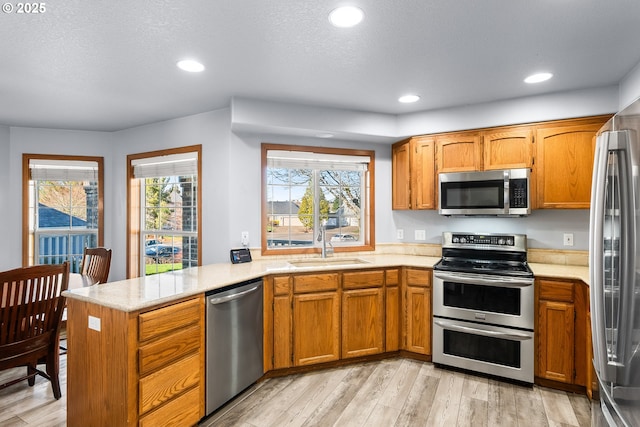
205,278,263,415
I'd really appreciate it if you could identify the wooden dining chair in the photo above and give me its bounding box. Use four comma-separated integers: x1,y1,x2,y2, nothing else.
0,262,69,399
80,246,112,284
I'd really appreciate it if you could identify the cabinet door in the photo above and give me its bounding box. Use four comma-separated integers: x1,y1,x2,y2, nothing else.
405,285,431,355
392,140,411,210
386,269,400,352
538,300,575,383
342,287,384,358
483,128,533,170
272,276,292,369
535,123,601,208
411,137,436,209
293,291,340,366
436,133,482,173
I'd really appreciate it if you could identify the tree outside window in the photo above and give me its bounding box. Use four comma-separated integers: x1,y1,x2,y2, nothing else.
262,144,374,255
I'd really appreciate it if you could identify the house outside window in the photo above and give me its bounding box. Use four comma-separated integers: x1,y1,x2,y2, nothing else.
23,155,104,271
127,146,201,278
262,144,375,255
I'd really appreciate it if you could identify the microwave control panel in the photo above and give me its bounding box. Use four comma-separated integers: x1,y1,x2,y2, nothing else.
509,179,528,208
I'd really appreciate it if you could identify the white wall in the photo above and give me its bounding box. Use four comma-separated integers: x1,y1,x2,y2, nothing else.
111,109,232,280
0,125,12,270
0,127,114,271
3,82,631,277
619,59,640,109
227,131,395,249
397,86,618,136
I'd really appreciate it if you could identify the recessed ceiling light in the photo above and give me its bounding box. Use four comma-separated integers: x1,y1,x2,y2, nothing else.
398,95,421,103
329,6,364,28
316,133,335,138
524,72,552,84
177,60,205,73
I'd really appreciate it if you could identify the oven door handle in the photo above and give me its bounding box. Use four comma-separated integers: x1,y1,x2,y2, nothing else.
434,319,533,341
434,271,533,288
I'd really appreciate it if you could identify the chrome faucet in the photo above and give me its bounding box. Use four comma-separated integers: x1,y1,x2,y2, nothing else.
317,222,334,258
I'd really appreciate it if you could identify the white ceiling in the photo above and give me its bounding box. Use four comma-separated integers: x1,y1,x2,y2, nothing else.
2,0,640,132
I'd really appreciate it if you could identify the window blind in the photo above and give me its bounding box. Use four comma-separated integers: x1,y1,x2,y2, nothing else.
29,159,99,181
267,150,370,171
132,152,198,178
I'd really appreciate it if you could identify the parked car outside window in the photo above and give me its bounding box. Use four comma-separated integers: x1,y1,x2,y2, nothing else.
330,234,357,242
145,244,181,262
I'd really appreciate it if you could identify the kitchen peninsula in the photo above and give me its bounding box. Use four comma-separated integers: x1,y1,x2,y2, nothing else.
63,253,590,427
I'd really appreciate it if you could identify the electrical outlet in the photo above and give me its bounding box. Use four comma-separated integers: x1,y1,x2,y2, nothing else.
241,231,249,247
88,315,101,332
415,230,426,241
397,229,404,240
563,233,574,246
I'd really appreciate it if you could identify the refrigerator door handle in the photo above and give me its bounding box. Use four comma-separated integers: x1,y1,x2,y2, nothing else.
590,131,610,380
590,131,628,383
616,129,637,386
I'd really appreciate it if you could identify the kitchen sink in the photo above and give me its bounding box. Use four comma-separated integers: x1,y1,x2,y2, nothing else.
287,257,371,268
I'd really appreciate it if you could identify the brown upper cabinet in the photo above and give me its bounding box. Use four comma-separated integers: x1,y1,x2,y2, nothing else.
482,127,533,170
535,117,608,209
392,136,436,210
391,114,612,211
391,139,411,210
436,132,482,173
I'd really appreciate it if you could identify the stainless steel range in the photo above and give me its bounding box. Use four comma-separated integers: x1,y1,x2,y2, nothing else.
432,232,534,383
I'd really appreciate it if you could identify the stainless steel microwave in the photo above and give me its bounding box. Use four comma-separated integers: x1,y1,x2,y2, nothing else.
438,168,531,216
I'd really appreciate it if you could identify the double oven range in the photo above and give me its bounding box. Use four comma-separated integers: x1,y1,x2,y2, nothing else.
432,232,534,383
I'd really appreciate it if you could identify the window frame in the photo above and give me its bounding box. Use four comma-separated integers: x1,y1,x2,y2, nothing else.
126,145,202,278
261,143,375,256
22,154,105,267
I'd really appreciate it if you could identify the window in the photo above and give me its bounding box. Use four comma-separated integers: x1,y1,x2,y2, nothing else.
262,144,375,255
23,155,104,271
127,146,201,278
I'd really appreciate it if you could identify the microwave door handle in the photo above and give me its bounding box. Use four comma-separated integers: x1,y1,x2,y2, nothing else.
503,170,510,215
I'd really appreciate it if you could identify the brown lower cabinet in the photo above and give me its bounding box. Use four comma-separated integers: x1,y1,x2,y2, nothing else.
403,268,432,355
536,277,590,390
267,267,410,371
66,296,205,427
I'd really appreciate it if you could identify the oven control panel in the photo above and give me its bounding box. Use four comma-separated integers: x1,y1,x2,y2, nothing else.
451,234,515,246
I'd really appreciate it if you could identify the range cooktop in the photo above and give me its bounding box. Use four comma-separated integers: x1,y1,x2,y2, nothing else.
434,232,534,278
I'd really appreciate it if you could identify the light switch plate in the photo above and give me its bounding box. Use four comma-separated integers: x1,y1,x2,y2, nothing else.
415,230,426,241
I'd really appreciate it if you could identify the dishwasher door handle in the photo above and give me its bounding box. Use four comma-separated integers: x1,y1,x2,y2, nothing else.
209,285,260,305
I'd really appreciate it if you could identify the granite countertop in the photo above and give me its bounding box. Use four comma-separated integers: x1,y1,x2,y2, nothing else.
63,254,589,313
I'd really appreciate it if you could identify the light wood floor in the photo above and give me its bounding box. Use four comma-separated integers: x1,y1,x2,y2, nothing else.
203,358,592,427
0,349,591,427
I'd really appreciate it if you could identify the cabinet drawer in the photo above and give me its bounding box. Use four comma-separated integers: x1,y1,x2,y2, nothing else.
405,268,431,287
293,273,339,293
343,270,384,289
273,276,291,296
539,279,574,302
139,386,201,427
139,353,201,415
139,325,201,376
386,269,399,286
139,298,201,342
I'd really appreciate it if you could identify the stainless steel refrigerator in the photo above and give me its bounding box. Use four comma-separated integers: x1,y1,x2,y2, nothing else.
590,98,640,426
